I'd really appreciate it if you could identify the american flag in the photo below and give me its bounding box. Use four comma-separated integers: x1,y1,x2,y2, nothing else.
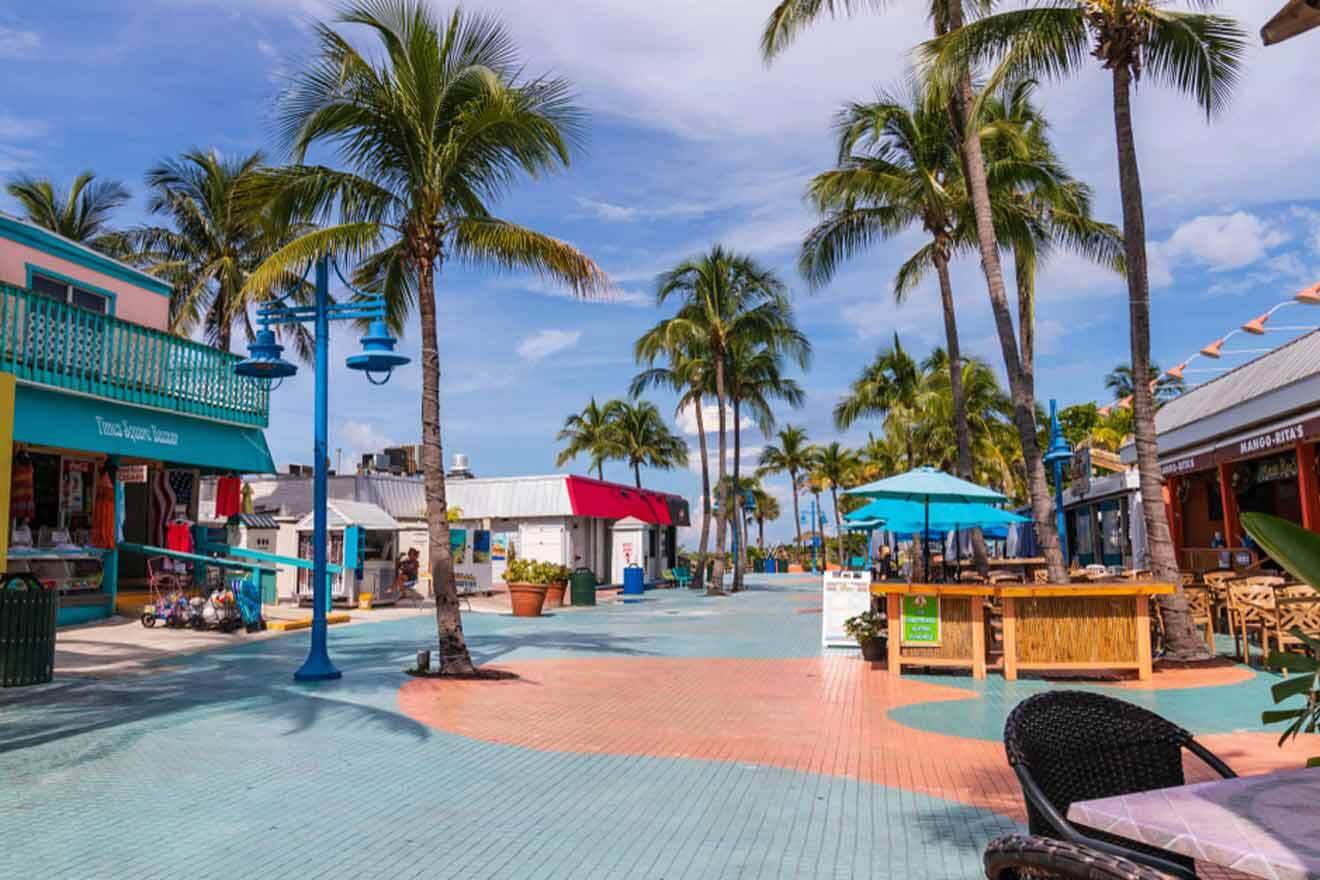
151,469,196,546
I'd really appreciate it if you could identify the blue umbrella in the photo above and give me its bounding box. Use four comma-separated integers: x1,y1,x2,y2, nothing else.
844,467,1011,577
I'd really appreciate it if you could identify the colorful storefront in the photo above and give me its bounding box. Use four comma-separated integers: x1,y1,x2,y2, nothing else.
0,212,274,624
1129,331,1320,572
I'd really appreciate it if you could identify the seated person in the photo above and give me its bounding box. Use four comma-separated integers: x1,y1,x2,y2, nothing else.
395,548,423,600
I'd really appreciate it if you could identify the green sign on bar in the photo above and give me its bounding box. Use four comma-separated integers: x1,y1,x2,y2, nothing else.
901,594,941,646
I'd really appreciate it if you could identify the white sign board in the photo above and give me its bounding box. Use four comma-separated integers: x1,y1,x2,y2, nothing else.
821,570,873,648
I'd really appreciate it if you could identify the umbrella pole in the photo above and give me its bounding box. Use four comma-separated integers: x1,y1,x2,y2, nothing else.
923,499,930,582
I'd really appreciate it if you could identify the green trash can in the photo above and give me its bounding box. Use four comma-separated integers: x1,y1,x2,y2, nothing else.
570,567,597,606
0,573,57,687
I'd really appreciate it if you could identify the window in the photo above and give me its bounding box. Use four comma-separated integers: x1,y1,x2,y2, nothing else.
29,271,110,314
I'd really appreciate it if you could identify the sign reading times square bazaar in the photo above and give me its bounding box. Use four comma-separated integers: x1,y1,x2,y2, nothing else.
1161,415,1320,476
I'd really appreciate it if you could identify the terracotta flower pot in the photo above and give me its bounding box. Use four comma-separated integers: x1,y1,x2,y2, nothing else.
544,581,567,607
859,637,882,662
508,583,549,617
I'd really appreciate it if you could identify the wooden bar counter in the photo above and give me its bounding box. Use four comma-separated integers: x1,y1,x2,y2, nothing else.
872,583,995,679
871,582,1175,681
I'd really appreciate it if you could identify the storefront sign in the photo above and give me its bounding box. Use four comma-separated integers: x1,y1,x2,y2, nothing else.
117,464,148,483
1161,454,1209,477
821,570,872,648
94,416,179,448
1233,417,1320,459
900,594,941,646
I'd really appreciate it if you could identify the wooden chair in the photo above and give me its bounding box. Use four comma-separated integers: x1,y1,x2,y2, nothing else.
1268,584,1320,672
1181,584,1216,653
1226,582,1278,664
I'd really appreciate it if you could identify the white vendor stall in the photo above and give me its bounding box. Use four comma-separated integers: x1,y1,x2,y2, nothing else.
295,500,401,606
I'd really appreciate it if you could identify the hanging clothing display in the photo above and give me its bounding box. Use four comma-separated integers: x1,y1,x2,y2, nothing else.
150,469,196,546
10,455,34,520
91,472,116,549
214,475,242,518
165,520,194,555
241,482,254,515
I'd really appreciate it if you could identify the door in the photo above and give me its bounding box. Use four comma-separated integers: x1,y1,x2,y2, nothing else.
1098,500,1123,567
1074,504,1096,567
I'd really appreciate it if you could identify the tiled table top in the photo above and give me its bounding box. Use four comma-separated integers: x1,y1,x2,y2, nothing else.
1068,767,1320,880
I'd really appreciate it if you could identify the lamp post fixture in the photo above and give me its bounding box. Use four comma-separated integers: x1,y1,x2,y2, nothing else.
1262,0,1320,44
235,253,409,681
1043,399,1073,568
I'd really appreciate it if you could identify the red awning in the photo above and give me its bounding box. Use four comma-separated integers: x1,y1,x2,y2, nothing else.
566,476,675,525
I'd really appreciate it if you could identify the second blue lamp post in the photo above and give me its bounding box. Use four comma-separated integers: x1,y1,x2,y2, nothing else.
1043,399,1073,568
235,254,409,681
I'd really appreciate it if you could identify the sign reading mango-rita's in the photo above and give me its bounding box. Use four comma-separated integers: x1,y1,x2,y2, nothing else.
900,594,941,646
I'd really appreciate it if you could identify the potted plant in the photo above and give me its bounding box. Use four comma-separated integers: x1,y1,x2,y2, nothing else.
844,610,886,662
542,563,571,607
504,559,549,617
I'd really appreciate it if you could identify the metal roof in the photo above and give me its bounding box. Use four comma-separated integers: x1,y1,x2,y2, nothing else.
446,475,574,519
1143,329,1320,457
296,499,400,531
231,513,280,529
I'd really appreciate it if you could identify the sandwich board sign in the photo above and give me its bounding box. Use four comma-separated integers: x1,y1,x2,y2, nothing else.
821,569,872,647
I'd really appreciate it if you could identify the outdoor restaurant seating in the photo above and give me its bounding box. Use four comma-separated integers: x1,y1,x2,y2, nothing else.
1003,690,1237,880
984,834,1173,880
1180,584,1216,652
1226,581,1282,664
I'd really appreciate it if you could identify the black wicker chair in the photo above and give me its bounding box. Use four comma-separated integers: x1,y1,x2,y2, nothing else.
1003,691,1237,880
985,835,1175,880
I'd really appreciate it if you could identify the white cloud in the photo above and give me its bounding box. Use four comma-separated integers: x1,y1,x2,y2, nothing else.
0,26,39,57
516,328,582,362
340,419,394,457
1162,211,1289,272
676,401,754,437
0,112,47,141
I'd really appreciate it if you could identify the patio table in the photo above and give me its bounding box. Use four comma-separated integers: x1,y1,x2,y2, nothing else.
1067,766,1320,880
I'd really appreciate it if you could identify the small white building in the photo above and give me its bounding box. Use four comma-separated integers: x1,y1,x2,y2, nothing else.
207,460,689,590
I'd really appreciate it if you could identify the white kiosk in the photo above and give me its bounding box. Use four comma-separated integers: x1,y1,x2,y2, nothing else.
295,500,402,606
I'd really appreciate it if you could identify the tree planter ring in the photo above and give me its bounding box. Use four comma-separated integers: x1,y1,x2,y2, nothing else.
508,583,549,617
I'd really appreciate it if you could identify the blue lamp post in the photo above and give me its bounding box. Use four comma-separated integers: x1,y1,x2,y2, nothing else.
235,253,409,681
1043,399,1073,568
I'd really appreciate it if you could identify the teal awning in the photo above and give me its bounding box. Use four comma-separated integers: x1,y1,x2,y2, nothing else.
13,384,274,473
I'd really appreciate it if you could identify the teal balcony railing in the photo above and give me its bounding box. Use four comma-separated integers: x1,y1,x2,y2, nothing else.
0,282,269,427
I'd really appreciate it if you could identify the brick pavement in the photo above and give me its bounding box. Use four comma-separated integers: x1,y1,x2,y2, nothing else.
1,574,1315,879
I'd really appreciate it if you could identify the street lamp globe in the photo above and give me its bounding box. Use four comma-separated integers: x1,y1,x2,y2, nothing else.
345,318,410,385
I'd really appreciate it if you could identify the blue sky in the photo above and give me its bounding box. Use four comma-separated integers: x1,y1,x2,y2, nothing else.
4,1,1320,543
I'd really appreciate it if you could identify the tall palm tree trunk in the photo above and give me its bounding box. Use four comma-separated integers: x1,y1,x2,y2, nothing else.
633,462,642,488
1015,251,1036,378
693,391,711,591
596,461,604,480
757,515,765,551
790,467,803,565
417,253,474,674
934,251,990,575
731,401,746,592
1112,65,1202,659
943,3,1065,584
711,355,729,593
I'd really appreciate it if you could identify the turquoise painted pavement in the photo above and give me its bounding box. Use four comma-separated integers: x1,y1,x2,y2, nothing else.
0,575,1290,879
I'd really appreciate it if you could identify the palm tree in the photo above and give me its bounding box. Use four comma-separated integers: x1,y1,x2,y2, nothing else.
725,338,808,590
757,425,813,562
556,397,614,480
6,171,128,252
604,399,688,489
835,334,923,469
814,442,860,567
924,0,1247,657
750,486,780,551
650,246,799,591
633,333,714,590
802,451,829,567
762,0,1070,584
124,149,311,354
252,1,605,674
1104,363,1184,406
803,86,983,493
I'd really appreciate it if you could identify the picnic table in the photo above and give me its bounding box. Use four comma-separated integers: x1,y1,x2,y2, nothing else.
1067,766,1320,880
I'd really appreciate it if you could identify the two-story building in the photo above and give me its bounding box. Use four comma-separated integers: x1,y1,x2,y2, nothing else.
0,211,274,624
